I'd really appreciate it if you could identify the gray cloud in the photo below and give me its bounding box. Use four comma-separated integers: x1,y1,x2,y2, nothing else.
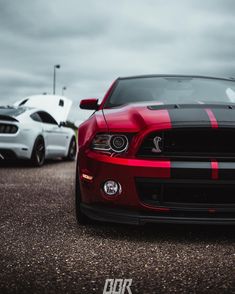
0,0,235,122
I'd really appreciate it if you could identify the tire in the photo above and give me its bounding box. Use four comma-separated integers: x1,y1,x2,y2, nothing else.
31,136,45,167
75,168,92,225
66,137,77,161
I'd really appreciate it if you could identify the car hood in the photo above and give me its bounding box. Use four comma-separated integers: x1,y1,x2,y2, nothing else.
14,95,72,123
102,102,235,131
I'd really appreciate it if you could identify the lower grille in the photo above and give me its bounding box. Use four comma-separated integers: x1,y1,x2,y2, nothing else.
136,178,235,207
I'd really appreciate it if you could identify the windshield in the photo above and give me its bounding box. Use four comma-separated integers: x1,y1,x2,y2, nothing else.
105,77,235,107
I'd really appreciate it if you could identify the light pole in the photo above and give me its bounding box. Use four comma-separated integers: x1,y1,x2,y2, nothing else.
53,64,60,94
62,86,67,96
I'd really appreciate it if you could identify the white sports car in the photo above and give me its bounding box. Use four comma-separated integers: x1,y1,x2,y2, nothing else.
0,95,77,166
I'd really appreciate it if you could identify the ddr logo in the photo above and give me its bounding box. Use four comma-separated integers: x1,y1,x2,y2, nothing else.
103,278,132,294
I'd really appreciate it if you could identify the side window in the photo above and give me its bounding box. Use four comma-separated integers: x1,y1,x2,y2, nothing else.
30,112,42,122
37,111,58,125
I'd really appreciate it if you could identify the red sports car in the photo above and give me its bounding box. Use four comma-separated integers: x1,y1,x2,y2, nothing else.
76,75,235,225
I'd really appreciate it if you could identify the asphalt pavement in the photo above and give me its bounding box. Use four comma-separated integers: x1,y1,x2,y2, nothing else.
0,160,235,294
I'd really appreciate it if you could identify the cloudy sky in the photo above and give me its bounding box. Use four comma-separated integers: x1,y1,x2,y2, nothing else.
0,0,235,122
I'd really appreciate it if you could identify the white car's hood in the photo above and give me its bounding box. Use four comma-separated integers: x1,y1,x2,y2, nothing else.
14,95,72,123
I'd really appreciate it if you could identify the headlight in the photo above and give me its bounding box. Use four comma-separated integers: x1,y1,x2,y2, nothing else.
110,135,128,153
91,134,129,153
91,134,110,151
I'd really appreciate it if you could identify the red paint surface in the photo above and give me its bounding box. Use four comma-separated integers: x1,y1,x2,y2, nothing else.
205,109,218,128
211,160,219,180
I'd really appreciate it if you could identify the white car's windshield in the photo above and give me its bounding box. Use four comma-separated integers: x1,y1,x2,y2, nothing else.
106,76,235,107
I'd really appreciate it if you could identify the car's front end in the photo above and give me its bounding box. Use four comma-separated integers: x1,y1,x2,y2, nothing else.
77,75,235,225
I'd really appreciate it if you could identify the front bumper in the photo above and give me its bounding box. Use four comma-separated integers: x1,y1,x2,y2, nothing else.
81,203,235,225
78,150,235,224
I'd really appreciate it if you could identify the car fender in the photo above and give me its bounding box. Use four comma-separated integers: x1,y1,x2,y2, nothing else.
64,127,76,154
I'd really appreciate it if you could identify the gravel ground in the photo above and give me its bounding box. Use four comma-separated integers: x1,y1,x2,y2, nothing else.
0,161,235,294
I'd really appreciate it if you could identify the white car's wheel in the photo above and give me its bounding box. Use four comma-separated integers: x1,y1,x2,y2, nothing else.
31,136,45,167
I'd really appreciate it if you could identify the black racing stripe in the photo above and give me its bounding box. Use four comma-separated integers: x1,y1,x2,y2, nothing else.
218,162,235,180
171,161,211,179
168,108,211,127
148,104,233,110
210,108,235,127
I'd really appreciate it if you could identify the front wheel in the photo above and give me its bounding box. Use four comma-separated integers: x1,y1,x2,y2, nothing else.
31,136,45,167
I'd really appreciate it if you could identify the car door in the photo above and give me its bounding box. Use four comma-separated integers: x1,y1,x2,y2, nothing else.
37,111,66,157
56,123,71,156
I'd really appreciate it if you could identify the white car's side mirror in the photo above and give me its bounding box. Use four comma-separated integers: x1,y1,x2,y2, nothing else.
59,121,66,127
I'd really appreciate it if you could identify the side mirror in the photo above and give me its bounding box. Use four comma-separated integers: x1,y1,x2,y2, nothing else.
80,98,99,110
59,121,66,127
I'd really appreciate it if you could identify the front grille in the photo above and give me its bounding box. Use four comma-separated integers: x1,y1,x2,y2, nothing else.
0,124,18,134
137,128,235,159
136,178,235,207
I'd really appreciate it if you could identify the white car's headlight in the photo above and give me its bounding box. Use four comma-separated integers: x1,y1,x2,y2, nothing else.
91,134,129,153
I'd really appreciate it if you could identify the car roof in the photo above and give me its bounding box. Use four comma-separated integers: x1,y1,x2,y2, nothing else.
118,74,235,82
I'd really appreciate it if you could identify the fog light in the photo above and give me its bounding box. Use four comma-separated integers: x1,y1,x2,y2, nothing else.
103,180,122,196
